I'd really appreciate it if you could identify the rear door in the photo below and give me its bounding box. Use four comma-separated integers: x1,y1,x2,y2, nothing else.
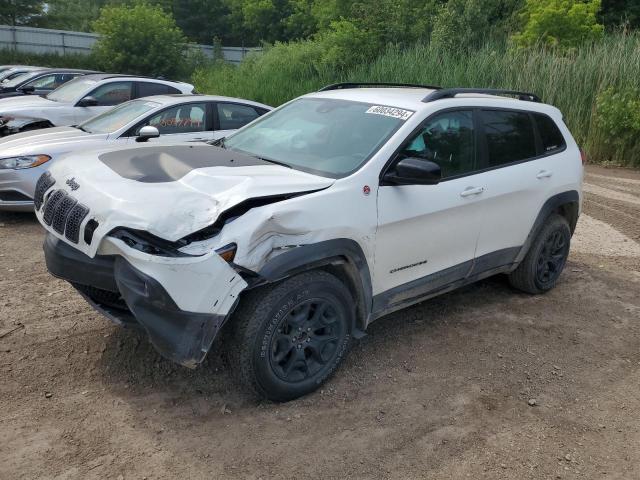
472,109,568,269
373,109,485,298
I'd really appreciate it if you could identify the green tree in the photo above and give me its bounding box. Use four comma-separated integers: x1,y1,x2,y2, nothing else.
91,3,188,78
513,0,604,49
0,0,44,26
41,0,107,31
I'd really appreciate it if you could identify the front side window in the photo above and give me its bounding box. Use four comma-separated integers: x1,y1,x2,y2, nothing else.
224,98,408,177
533,113,566,153
399,110,476,179
140,103,208,134
480,110,537,167
25,73,59,90
85,81,133,106
217,103,261,130
80,99,160,134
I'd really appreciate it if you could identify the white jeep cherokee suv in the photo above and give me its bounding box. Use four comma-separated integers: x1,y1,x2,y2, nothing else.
37,83,583,401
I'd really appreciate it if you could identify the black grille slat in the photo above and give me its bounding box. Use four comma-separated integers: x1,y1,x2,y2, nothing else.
42,190,66,225
52,195,78,234
65,204,89,244
34,172,56,210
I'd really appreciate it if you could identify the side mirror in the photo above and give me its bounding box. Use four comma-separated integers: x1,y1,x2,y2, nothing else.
136,125,160,142
19,85,35,94
383,157,442,186
77,96,99,107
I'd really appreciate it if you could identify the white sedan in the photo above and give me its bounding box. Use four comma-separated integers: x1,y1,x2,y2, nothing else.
0,94,272,211
0,74,194,136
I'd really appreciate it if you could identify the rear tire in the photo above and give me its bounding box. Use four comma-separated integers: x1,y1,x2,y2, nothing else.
227,271,353,402
509,213,571,294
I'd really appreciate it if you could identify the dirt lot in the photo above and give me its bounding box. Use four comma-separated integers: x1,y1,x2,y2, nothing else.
1,165,639,480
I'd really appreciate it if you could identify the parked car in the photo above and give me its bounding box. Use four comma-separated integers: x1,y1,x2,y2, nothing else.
0,94,272,211
0,68,99,99
0,74,194,136
0,66,41,83
36,83,583,401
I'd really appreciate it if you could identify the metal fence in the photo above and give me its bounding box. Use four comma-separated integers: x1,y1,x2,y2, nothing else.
0,25,260,64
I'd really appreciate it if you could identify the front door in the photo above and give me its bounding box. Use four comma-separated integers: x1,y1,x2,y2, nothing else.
374,109,485,301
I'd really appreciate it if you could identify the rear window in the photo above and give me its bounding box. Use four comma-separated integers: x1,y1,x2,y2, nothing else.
480,110,537,167
534,113,566,153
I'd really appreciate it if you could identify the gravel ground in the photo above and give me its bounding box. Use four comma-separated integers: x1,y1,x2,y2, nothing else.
1,164,639,480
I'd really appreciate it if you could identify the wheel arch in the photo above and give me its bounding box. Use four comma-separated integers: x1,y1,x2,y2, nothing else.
514,190,580,265
256,239,373,333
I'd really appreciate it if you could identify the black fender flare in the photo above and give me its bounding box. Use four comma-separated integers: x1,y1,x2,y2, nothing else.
257,239,373,331
514,190,580,265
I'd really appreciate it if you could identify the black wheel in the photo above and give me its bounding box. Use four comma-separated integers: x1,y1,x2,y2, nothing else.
509,213,571,294
227,271,353,402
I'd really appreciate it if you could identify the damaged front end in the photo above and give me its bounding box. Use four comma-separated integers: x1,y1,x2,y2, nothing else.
0,115,53,137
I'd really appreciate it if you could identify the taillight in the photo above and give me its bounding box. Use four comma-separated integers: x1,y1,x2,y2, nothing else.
580,149,587,165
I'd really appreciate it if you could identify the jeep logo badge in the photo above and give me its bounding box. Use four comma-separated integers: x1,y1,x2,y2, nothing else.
66,177,80,191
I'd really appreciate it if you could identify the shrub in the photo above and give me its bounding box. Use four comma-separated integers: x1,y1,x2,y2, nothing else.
593,88,640,166
92,3,188,79
513,0,604,49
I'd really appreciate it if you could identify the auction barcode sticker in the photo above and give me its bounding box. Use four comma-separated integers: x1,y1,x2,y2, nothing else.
365,105,414,121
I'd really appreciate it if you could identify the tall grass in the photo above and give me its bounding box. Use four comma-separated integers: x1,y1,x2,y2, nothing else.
194,34,640,166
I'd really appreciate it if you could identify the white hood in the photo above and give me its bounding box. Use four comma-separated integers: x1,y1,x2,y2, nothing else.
0,95,61,114
41,143,334,257
0,126,109,157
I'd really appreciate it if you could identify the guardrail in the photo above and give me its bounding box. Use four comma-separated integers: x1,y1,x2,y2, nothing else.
0,25,260,64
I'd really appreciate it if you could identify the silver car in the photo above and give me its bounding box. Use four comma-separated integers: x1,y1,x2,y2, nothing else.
0,94,272,211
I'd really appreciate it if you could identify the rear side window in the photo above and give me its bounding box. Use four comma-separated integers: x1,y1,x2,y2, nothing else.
137,82,181,98
480,110,537,167
534,113,566,153
217,103,261,130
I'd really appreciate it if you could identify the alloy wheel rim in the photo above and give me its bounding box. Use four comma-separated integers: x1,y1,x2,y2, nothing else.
536,229,568,285
269,299,345,383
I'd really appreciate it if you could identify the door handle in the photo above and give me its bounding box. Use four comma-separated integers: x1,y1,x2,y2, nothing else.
460,186,485,197
536,170,553,179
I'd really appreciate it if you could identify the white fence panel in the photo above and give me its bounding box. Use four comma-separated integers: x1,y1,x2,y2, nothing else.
0,25,259,64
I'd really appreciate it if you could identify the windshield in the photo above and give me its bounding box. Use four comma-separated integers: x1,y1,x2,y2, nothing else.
1,72,34,88
46,77,96,103
224,98,410,177
79,99,160,134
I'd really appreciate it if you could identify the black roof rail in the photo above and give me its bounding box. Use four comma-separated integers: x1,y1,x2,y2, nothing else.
422,88,541,103
319,82,441,92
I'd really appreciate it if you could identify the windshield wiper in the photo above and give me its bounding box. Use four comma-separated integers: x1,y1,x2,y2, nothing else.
256,156,292,169
208,137,226,148
74,125,88,133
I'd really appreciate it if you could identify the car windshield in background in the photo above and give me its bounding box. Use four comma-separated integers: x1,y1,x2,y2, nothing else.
1,72,33,88
79,99,160,134
46,77,96,103
223,98,409,177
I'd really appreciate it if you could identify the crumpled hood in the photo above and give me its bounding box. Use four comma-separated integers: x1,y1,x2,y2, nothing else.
0,126,104,156
40,143,334,257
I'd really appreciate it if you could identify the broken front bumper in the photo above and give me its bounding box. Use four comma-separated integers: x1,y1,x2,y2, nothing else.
44,234,235,368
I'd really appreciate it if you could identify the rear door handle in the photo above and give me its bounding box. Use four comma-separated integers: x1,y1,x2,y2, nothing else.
536,170,553,179
460,186,485,197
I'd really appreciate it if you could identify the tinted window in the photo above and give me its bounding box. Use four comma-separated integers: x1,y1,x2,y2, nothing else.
217,103,261,130
481,110,537,166
87,82,133,106
137,82,181,98
141,103,208,134
534,113,565,153
400,110,475,178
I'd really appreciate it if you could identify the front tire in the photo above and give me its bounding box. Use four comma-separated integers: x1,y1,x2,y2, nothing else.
227,271,353,402
509,213,571,294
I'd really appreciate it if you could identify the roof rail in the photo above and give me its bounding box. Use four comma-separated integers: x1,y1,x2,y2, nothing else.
422,88,541,103
319,82,441,92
